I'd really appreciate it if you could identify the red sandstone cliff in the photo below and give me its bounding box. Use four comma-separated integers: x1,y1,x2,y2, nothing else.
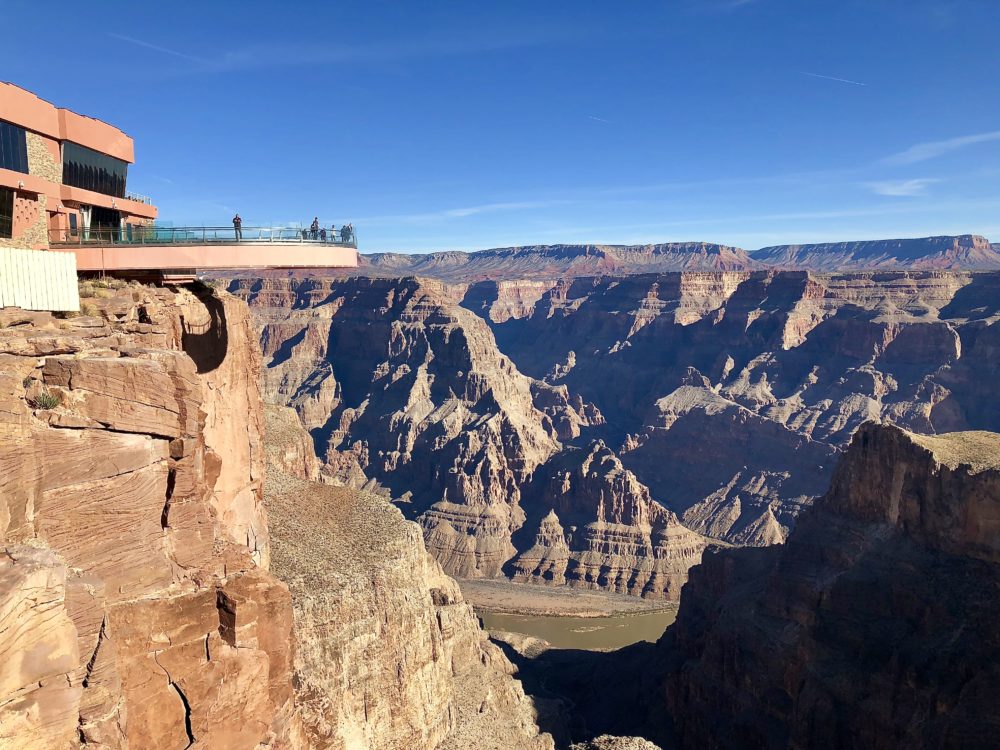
0,284,554,750
0,285,301,749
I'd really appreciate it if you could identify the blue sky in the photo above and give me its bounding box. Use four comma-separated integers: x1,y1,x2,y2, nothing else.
6,0,1000,251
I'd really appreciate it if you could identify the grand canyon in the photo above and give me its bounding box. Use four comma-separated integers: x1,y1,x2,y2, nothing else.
229,238,1000,606
2,237,998,750
4,3,999,745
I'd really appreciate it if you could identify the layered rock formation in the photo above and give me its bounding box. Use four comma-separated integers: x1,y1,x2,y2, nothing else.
662,423,1000,748
752,233,1000,270
263,404,553,750
0,286,301,749
360,243,759,281
510,442,711,600
231,270,1000,599
234,277,590,583
328,235,1000,283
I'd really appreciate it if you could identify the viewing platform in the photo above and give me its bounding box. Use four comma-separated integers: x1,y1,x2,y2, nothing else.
50,226,359,274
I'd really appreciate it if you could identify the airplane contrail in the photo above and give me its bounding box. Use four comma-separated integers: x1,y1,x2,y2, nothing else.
800,71,868,87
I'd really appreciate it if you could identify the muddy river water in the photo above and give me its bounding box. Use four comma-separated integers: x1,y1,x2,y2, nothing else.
478,608,677,651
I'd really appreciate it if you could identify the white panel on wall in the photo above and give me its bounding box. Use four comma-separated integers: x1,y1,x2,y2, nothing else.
0,248,80,312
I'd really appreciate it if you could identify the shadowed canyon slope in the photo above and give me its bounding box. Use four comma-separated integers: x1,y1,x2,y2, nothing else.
349,235,1000,282
231,270,1000,599
659,423,1000,748
508,424,1000,748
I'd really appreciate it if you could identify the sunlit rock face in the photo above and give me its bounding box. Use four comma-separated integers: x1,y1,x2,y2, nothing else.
660,423,1000,749
263,404,554,750
359,243,761,281
232,270,1000,598
509,441,711,600
0,288,302,749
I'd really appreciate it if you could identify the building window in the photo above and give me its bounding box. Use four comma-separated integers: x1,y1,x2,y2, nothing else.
62,141,128,198
0,121,29,174
0,187,13,239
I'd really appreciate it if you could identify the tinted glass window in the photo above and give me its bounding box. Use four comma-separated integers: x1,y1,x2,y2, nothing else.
0,121,29,174
62,141,128,198
0,187,13,239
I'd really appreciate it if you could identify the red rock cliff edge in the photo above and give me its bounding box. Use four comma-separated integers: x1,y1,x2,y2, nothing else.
0,285,303,749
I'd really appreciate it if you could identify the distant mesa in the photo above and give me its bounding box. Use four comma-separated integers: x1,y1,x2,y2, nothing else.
353,234,1000,282
751,233,1000,271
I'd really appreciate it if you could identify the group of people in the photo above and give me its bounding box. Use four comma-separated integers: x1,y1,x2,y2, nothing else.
230,213,354,244
308,217,354,244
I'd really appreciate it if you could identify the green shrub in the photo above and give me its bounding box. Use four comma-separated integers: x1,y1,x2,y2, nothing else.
31,390,62,410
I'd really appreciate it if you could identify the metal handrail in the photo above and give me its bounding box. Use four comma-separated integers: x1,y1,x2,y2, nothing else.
124,191,152,205
49,225,358,249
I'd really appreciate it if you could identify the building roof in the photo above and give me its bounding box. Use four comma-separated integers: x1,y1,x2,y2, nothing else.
0,82,135,163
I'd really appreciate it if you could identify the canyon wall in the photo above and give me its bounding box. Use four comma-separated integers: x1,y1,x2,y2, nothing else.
231,271,1000,600
353,235,1000,281
661,423,1000,748
233,276,707,600
0,286,301,749
0,284,553,750
263,405,553,750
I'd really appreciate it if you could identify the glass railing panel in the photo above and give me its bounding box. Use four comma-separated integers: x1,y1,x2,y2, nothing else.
49,226,357,248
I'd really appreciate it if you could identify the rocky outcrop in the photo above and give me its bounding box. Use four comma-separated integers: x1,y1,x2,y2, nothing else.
510,442,711,600
483,270,1000,544
266,404,321,481
570,738,662,750
662,423,1000,748
263,404,553,750
752,234,1000,270
231,271,1000,599
233,277,591,582
0,287,301,749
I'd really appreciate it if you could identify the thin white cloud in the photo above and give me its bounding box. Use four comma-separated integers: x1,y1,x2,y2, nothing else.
107,33,210,64
885,130,1000,165
863,178,941,197
441,201,557,218
800,71,868,87
356,200,569,226
108,29,574,75
588,116,611,124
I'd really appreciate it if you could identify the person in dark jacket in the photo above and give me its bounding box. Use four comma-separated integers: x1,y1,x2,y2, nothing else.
310,217,320,239
232,213,242,240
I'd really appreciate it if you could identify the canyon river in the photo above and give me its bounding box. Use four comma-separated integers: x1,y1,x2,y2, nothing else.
477,608,678,651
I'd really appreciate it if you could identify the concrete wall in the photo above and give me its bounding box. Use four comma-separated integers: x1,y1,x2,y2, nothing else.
0,247,79,312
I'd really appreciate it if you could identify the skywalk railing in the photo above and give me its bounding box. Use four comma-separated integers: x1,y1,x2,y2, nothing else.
124,191,152,205
49,225,358,249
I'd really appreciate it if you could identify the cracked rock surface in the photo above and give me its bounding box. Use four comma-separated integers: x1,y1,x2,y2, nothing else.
0,286,302,749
